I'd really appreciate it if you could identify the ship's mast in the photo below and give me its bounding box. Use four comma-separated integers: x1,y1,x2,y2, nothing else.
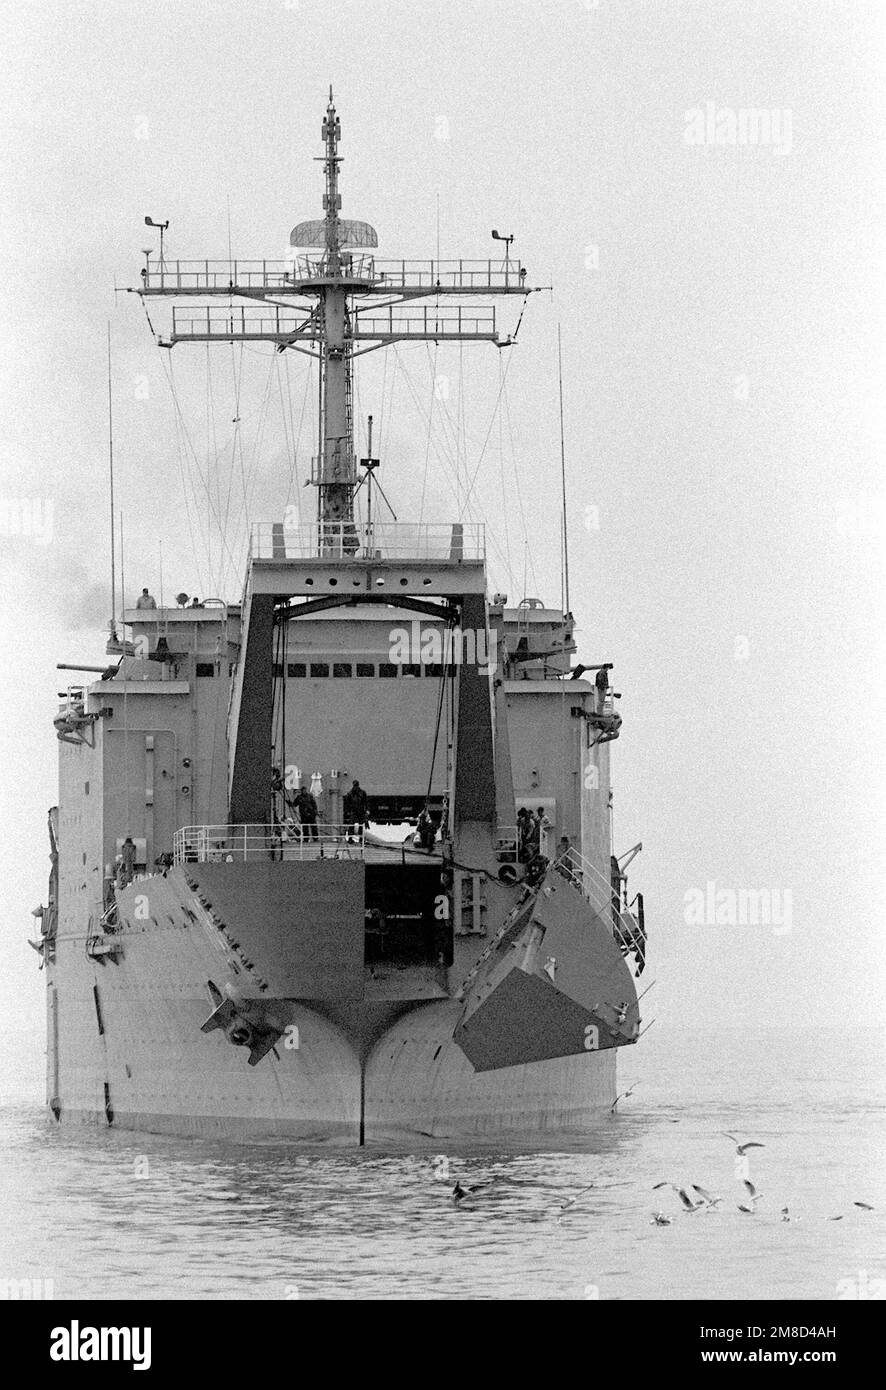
318,90,355,526
135,93,534,551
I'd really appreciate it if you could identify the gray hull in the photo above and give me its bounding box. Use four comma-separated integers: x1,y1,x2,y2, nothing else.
46,904,618,1145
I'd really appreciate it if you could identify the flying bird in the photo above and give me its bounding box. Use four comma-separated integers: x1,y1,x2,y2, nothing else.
450,1179,497,1207
691,1184,722,1208
610,1084,639,1113
853,1201,874,1211
738,1179,763,1214
653,1182,703,1212
557,1182,596,1216
722,1133,766,1156
650,1212,672,1226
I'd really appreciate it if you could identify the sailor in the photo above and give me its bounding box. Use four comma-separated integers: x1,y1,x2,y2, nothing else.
516,807,527,860
135,587,157,609
417,804,436,852
519,808,539,861
556,835,579,886
270,765,285,823
610,854,622,918
294,785,319,840
536,806,553,857
343,778,369,837
120,835,137,886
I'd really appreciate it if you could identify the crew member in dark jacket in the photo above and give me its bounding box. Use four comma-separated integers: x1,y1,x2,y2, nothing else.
343,779,369,838
294,786,319,840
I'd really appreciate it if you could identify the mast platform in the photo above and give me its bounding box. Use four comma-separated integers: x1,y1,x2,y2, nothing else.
169,303,502,345
246,522,487,598
141,257,528,297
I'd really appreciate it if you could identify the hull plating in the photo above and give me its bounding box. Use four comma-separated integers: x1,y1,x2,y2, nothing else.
46,910,619,1145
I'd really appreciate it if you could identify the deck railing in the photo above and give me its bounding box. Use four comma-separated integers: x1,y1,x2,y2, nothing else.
141,256,526,294
173,823,364,865
553,848,644,954
249,520,485,563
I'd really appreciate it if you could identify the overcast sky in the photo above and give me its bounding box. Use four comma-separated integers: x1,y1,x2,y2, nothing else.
1,0,883,1096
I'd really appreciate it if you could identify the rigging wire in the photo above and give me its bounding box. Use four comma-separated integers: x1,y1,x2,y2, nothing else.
502,370,541,595
205,345,220,590
230,341,250,551
418,341,438,526
390,344,524,592
425,664,449,803
161,360,207,595
280,354,312,521
497,352,514,592
219,347,277,591
376,348,389,463
392,346,474,516
456,322,521,519
159,352,244,587
425,618,455,802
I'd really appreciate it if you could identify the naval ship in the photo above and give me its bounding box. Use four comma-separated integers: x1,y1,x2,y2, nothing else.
32,96,647,1143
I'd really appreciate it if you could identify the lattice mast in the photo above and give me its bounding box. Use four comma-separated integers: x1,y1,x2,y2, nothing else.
135,92,533,535
317,92,355,525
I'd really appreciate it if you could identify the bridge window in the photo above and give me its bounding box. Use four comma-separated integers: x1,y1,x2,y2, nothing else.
196,662,215,677
310,662,330,677
333,663,352,678
401,664,422,678
356,663,375,677
378,663,398,678
287,663,307,677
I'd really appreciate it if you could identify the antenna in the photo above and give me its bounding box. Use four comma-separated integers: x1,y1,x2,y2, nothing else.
107,324,117,642
557,323,571,614
119,510,125,634
144,216,169,268
359,415,378,541
358,414,397,538
137,94,533,544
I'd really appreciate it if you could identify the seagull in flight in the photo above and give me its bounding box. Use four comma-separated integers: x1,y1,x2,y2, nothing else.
722,1132,765,1156
451,1179,497,1207
691,1184,722,1209
653,1182,704,1212
610,1083,639,1113
738,1179,763,1213
828,1202,873,1220
556,1182,597,1217
650,1212,672,1226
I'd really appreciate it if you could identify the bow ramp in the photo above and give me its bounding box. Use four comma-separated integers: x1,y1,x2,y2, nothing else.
454,860,640,1071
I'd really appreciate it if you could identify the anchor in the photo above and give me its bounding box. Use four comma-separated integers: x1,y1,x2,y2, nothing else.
200,981,290,1067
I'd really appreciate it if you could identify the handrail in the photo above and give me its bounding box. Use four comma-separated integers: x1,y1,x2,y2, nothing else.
142,256,526,294
249,520,485,563
169,304,499,341
553,847,643,952
173,823,364,864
